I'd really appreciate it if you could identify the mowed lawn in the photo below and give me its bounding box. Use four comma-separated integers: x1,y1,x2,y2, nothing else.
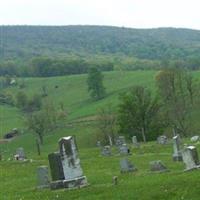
1,70,200,199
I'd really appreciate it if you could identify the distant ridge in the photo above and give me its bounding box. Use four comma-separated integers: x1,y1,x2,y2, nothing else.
0,25,200,60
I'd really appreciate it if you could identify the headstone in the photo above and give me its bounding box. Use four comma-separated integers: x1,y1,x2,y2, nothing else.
101,146,112,156
190,136,200,143
120,158,137,173
157,135,168,145
182,146,200,171
37,166,49,189
15,147,26,160
150,160,168,172
49,136,87,190
96,141,101,147
132,136,139,147
115,136,126,147
119,144,130,155
48,152,65,181
112,176,118,185
172,135,182,161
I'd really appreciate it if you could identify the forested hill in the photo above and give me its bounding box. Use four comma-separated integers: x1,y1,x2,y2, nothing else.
1,25,200,60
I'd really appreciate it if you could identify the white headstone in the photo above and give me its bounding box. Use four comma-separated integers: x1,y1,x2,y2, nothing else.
182,146,200,171
190,136,200,143
157,135,167,145
132,136,139,147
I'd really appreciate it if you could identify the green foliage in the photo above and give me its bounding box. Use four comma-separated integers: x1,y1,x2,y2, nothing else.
87,67,106,100
15,91,28,109
118,86,164,141
155,68,200,136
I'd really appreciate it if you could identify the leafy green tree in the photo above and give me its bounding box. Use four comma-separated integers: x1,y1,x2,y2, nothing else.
118,86,163,142
155,67,198,136
15,91,27,109
87,67,106,100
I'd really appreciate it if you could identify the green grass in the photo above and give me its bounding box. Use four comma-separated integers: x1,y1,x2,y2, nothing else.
1,70,200,199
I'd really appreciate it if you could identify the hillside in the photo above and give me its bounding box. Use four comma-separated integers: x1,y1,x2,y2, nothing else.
1,25,200,61
1,71,200,199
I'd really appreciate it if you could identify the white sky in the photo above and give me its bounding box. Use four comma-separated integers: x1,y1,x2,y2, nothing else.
0,0,200,30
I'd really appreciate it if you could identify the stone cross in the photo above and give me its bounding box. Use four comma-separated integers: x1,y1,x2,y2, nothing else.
37,166,49,189
120,158,137,173
172,135,182,161
182,146,200,171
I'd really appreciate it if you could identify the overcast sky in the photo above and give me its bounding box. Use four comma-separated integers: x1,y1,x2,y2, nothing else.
0,0,200,30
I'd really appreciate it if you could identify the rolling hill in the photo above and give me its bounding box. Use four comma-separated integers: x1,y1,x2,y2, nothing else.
1,25,200,60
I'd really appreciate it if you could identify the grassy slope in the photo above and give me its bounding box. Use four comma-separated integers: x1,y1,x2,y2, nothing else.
1,70,200,199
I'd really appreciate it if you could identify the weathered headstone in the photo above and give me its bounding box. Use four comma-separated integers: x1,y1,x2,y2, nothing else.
37,166,49,189
182,146,200,171
49,136,87,190
115,136,126,147
157,135,168,145
101,145,112,156
132,136,139,147
96,141,101,147
150,160,168,172
190,136,200,143
48,152,65,181
172,135,182,161
119,144,130,155
120,158,137,173
112,176,118,185
15,147,26,160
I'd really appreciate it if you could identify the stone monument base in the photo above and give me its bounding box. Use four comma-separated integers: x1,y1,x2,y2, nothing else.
173,154,183,161
184,165,200,172
50,176,88,190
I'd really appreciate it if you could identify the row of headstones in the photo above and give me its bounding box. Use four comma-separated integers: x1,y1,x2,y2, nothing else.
172,134,200,171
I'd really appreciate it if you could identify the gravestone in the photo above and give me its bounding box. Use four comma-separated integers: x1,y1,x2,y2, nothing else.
119,144,130,155
172,135,182,161
182,146,200,171
37,166,49,189
115,136,126,147
190,136,200,143
101,146,112,156
96,141,101,147
15,147,26,160
157,135,167,145
49,136,87,190
120,158,137,173
132,136,139,147
150,160,168,172
48,152,65,181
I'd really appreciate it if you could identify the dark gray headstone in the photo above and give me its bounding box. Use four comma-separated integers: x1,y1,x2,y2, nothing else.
48,152,65,181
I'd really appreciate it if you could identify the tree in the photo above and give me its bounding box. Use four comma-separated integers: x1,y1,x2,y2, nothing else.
87,67,106,100
155,67,198,136
118,86,163,142
15,91,27,109
97,104,117,145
